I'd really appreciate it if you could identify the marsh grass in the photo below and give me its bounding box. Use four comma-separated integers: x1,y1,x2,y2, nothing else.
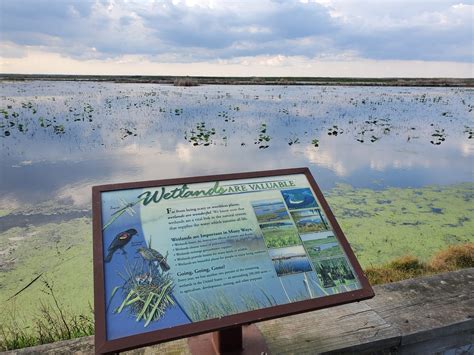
365,242,474,284
0,279,94,351
429,243,474,271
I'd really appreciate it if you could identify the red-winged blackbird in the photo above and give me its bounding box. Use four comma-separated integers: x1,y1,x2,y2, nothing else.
137,246,170,272
104,228,137,263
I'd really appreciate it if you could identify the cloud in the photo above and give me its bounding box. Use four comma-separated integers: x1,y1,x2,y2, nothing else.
329,1,474,62
0,0,472,70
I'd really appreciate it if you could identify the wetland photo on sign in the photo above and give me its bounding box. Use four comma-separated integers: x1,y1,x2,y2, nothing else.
313,257,357,288
281,188,318,210
259,221,301,248
291,209,329,233
268,246,313,276
301,232,343,259
252,199,290,223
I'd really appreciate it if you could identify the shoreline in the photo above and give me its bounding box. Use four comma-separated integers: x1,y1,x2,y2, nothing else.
1,74,473,87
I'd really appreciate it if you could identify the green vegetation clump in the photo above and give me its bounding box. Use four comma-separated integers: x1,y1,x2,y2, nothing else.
365,242,474,285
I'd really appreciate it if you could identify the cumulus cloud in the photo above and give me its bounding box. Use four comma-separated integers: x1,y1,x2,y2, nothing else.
0,0,472,68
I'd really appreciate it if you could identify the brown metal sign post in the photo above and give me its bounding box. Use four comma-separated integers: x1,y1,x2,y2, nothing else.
92,168,374,354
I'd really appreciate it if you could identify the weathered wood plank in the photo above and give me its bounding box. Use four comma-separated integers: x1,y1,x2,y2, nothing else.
257,301,400,354
367,269,473,342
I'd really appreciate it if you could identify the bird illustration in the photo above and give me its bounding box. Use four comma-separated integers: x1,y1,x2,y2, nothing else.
104,228,138,263
137,246,170,272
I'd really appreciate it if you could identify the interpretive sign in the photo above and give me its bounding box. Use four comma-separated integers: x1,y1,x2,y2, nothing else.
92,168,374,354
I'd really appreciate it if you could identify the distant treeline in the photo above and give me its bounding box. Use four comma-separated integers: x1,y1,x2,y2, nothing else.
1,74,473,87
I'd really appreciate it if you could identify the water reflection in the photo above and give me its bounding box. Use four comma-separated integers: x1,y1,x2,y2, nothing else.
0,82,473,210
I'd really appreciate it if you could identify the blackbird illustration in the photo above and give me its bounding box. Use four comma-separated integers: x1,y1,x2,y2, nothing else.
137,246,170,272
104,228,138,263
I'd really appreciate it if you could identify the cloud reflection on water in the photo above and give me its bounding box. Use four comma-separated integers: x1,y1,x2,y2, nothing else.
0,82,472,210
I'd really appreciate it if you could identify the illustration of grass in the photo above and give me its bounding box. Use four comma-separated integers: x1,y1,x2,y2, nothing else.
185,288,276,321
114,261,175,327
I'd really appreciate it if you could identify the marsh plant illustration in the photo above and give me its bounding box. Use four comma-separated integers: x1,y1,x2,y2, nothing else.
109,239,175,327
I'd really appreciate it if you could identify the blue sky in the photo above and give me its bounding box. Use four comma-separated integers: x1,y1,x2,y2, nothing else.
0,0,472,77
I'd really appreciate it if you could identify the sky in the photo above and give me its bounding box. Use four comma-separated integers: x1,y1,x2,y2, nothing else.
0,0,472,77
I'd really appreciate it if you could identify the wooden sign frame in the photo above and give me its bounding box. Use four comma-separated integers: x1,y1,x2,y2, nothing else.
92,167,374,354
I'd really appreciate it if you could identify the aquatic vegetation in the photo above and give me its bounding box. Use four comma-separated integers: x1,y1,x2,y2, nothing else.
53,125,65,135
0,83,472,154
0,217,93,332
185,122,216,146
287,136,300,146
430,128,446,145
463,126,473,139
119,127,137,139
327,183,474,266
0,109,8,119
255,123,271,149
327,125,342,136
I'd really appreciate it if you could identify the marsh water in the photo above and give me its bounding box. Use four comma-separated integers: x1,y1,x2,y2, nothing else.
0,81,473,326
1,82,473,210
